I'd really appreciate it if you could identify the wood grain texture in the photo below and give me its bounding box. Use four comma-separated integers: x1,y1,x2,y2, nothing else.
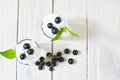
0,0,17,80
17,0,52,80
53,0,87,80
88,0,120,80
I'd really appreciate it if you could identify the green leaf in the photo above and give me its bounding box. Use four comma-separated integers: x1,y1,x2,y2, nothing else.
52,28,64,41
65,27,79,37
0,49,16,59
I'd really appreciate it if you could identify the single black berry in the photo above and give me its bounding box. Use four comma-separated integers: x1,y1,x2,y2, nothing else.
55,17,61,24
58,57,64,62
38,65,43,70
51,62,56,67
35,61,40,66
68,58,74,64
51,57,57,63
39,56,45,61
72,50,78,55
27,49,34,55
57,52,62,56
46,52,52,57
49,67,54,71
47,23,53,28
64,48,70,54
23,43,30,49
20,53,26,60
52,27,58,34
46,62,51,67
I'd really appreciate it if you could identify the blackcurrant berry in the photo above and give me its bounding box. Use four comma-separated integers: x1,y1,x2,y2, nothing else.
47,23,53,28
27,49,34,55
72,50,78,55
49,67,54,71
20,53,26,60
64,48,70,54
46,52,52,57
23,43,30,49
58,57,64,62
51,62,56,67
39,56,45,61
46,62,51,67
52,58,57,62
55,17,61,24
57,52,62,56
35,61,40,66
38,65,43,70
68,58,74,64
52,27,58,34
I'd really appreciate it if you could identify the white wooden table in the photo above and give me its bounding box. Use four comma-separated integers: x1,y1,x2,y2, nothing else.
0,0,120,80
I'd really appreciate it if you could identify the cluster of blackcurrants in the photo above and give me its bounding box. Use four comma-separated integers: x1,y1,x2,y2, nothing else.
35,48,79,71
47,17,61,34
20,43,34,60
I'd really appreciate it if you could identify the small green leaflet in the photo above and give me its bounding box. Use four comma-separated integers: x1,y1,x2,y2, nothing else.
65,27,79,37
0,49,16,59
52,27,64,41
52,27,79,41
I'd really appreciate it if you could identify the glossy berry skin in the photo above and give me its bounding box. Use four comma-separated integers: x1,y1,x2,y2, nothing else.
38,65,43,70
27,49,34,55
20,53,26,60
23,43,30,49
47,23,53,28
46,52,52,57
39,57,45,61
64,48,70,54
49,67,54,71
58,57,64,62
68,58,74,64
35,61,40,66
46,62,51,67
55,17,61,24
57,52,62,56
72,50,78,55
52,27,58,34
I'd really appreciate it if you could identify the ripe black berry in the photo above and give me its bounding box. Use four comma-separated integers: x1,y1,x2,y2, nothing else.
64,48,70,54
23,43,30,49
46,52,52,57
68,58,74,64
20,53,26,60
57,52,62,56
55,17,61,24
38,65,43,70
58,57,64,62
49,67,54,71
35,61,40,66
72,50,78,55
47,23,53,28
51,62,56,67
52,27,58,34
27,49,34,55
46,62,51,67
51,57,57,62
39,56,45,61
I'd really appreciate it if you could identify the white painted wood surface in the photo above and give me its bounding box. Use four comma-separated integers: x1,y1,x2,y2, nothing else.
88,0,120,80
0,0,17,80
0,0,120,80
17,0,52,80
53,0,87,80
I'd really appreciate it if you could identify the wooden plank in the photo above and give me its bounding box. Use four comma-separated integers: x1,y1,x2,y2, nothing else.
88,0,120,80
53,0,87,80
0,0,17,80
17,0,52,80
